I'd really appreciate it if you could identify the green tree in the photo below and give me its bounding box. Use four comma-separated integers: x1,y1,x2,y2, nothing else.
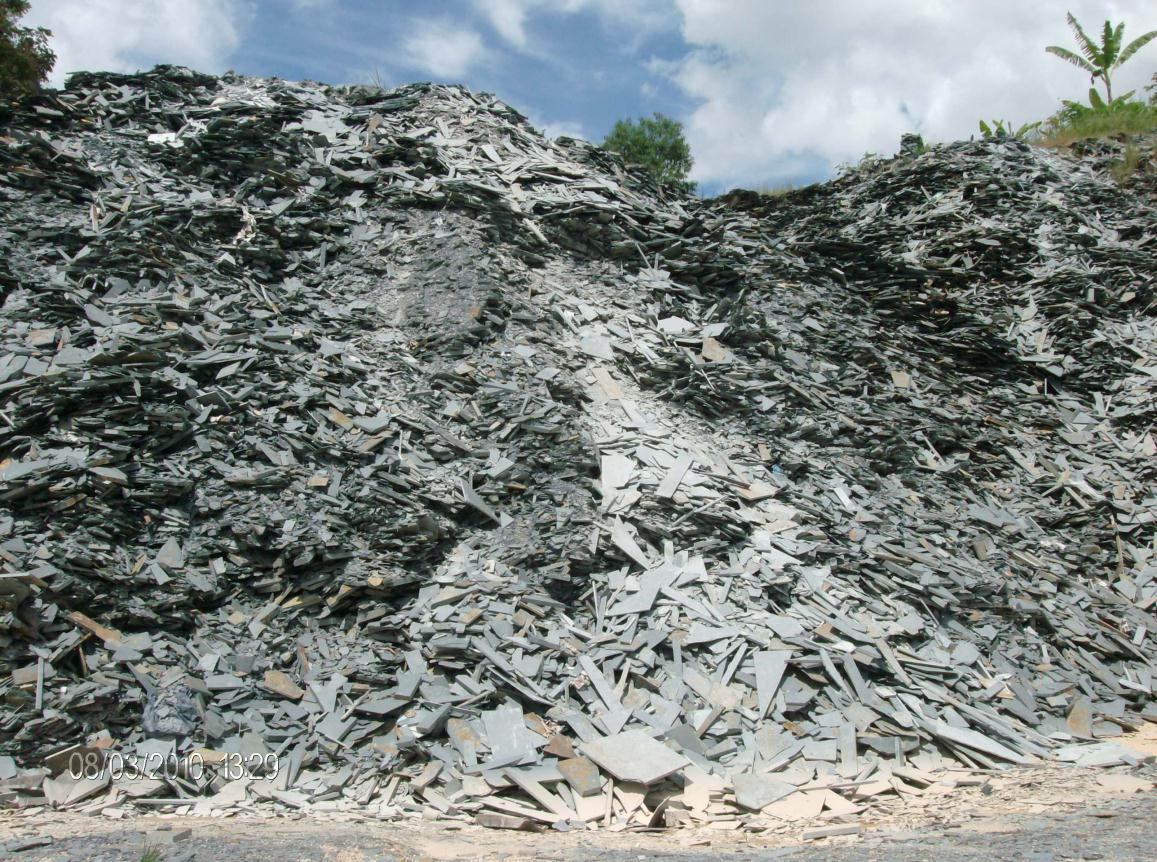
602,112,693,189
1046,12,1156,106
1,0,54,97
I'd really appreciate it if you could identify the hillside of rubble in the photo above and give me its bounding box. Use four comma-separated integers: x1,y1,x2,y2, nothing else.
0,66,1153,827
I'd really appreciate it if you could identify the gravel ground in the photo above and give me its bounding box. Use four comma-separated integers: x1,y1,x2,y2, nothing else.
3,791,1155,862
5,728,1156,861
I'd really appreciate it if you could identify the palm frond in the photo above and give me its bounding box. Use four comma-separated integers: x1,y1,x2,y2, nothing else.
1117,30,1157,67
1014,121,1042,139
1067,13,1102,64
1101,21,1120,66
1088,87,1106,109
1046,46,1097,74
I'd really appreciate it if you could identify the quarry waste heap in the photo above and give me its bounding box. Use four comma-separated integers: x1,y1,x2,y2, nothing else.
0,66,1154,830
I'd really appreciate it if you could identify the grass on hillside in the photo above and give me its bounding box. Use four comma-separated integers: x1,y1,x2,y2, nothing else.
1108,142,1156,183
1034,101,1157,147
1028,97,1157,185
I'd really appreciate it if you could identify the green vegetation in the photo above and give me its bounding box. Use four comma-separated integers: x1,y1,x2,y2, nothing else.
1008,11,1157,151
964,12,1157,153
138,844,165,862
0,0,54,96
1108,143,1153,183
1045,12,1155,105
978,119,1040,140
602,112,693,190
899,133,927,156
1036,98,1157,146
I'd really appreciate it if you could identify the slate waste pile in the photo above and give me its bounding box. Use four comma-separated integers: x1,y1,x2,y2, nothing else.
0,66,1154,832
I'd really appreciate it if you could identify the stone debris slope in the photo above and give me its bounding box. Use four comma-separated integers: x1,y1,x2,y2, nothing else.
0,66,1153,829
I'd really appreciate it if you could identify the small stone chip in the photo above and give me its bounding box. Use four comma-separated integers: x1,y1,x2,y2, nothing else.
263,670,305,700
474,812,538,831
802,824,861,841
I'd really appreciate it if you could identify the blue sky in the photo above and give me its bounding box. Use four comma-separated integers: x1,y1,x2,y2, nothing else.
241,1,697,148
26,1,1157,196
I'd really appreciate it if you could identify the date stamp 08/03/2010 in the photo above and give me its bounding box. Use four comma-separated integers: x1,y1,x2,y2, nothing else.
67,749,280,782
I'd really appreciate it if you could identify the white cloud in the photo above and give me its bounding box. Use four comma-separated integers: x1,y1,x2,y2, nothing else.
668,0,1157,188
25,0,245,88
560,0,677,34
475,0,677,50
476,0,531,48
541,118,589,140
403,20,486,79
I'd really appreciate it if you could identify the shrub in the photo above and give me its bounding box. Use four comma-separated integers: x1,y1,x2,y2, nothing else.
602,112,694,190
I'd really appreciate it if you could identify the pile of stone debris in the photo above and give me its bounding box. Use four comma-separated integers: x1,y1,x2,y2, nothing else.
0,66,1153,833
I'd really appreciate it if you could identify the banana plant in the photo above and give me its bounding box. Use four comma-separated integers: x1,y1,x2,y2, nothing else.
1046,12,1157,105
978,119,1041,140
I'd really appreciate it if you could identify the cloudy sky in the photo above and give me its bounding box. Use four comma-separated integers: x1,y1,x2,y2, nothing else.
24,1,1157,194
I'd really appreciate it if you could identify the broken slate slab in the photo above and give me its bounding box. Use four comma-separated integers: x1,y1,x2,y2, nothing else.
732,773,796,810
557,756,603,797
579,730,689,785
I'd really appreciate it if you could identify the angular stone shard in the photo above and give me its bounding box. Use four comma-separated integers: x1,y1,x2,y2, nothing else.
557,756,603,797
262,670,305,701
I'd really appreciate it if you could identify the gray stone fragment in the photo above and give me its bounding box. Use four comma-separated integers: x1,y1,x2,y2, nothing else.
580,730,688,785
803,824,861,840
557,756,603,797
142,684,199,736
732,773,795,810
